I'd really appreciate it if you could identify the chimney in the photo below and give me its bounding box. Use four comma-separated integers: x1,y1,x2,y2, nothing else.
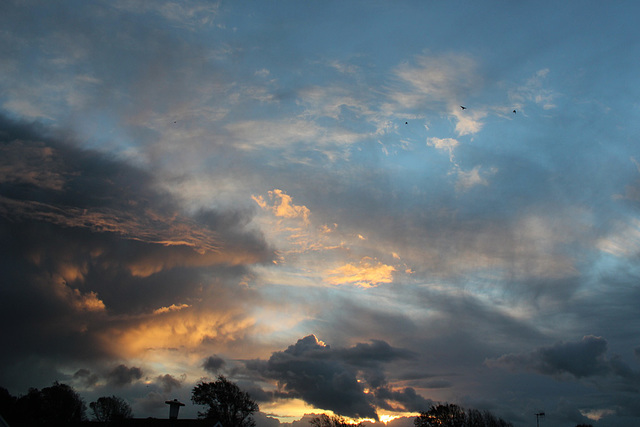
165,398,186,420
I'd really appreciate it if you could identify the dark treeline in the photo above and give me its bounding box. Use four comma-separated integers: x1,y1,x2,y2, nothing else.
1,382,87,425
414,403,513,427
2,382,593,427
0,382,133,426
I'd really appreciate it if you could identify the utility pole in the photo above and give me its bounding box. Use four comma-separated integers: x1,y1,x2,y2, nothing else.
535,412,545,427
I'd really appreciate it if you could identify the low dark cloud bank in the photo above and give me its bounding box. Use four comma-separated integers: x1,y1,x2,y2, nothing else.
245,335,431,420
488,335,640,385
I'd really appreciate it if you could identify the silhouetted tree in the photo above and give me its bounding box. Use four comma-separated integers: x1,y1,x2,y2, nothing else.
415,404,467,427
467,409,513,427
15,382,86,424
415,404,512,427
90,395,133,422
191,375,259,427
0,387,17,423
310,414,364,427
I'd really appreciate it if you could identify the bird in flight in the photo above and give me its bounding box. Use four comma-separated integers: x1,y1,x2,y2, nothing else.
460,106,466,110
513,110,517,114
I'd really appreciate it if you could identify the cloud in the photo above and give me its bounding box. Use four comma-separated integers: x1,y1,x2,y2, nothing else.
107,364,143,387
298,85,373,121
156,374,184,393
254,189,311,224
336,340,415,366
245,335,421,420
225,120,320,150
427,137,459,162
509,68,557,110
153,303,190,315
73,368,99,388
203,355,226,374
450,107,486,136
455,166,491,192
326,257,396,288
0,115,272,388
112,0,220,29
596,218,640,258
394,54,480,108
487,336,640,384
247,335,378,420
101,308,257,358
373,386,433,413
0,139,66,190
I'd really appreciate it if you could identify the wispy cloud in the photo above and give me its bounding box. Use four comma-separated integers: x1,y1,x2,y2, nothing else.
393,54,480,108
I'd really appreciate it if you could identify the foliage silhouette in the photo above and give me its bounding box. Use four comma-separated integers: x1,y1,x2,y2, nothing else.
309,413,364,427
90,395,133,422
10,382,86,425
0,387,17,423
192,375,259,427
414,403,513,427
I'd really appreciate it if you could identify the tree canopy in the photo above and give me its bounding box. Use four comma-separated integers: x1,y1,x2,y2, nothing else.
414,403,513,427
309,413,364,427
2,382,87,425
90,395,133,422
192,375,259,427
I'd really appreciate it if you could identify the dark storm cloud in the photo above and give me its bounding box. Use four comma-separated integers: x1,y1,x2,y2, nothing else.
336,340,416,366
156,374,183,393
372,386,433,413
72,369,99,388
203,355,226,374
106,365,143,387
246,335,377,420
487,335,640,383
245,335,422,420
0,115,273,391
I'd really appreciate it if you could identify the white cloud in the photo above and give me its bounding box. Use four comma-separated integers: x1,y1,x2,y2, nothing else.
509,68,557,111
393,53,480,108
113,0,220,29
298,85,373,120
451,107,487,136
427,137,459,161
455,165,489,191
597,218,640,258
226,119,321,150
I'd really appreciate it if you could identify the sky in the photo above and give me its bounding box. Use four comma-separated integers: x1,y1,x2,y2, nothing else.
1,1,640,426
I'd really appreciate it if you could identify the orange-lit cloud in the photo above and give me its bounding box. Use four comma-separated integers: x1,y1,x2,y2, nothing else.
253,189,311,224
0,196,222,254
52,278,106,312
0,140,66,190
326,257,396,288
153,303,190,315
126,244,267,277
101,308,256,358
